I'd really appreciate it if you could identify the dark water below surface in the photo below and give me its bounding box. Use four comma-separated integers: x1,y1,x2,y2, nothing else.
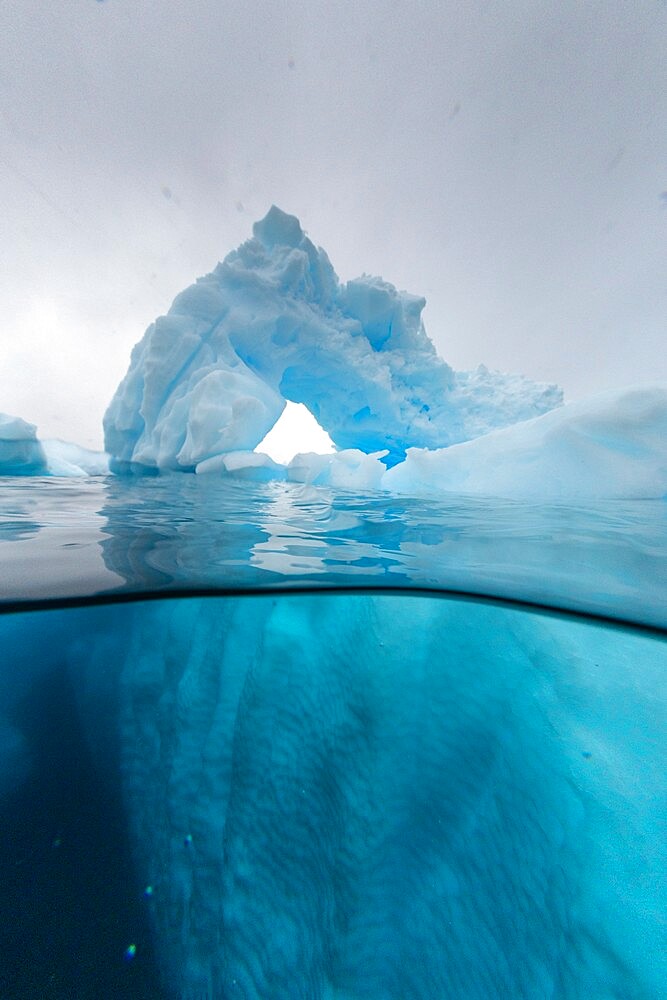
0,652,164,999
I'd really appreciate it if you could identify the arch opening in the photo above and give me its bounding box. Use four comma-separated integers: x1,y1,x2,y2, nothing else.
256,401,335,465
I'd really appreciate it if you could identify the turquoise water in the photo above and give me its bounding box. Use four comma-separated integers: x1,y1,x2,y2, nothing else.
0,477,665,998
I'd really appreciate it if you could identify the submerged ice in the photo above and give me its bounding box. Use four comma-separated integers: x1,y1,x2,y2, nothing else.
5,593,661,1000
104,206,561,473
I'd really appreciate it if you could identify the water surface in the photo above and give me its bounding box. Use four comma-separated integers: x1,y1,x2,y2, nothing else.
1,475,665,629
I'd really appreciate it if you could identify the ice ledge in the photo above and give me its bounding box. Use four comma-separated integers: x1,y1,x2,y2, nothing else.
385,384,667,500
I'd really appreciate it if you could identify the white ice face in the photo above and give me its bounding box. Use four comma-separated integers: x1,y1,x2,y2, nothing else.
102,206,561,473
385,383,667,500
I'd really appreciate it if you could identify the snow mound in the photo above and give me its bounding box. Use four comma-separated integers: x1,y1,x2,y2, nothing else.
384,384,667,499
104,206,561,473
42,439,110,477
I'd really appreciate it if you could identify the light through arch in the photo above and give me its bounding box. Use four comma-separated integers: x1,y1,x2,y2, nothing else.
256,401,335,464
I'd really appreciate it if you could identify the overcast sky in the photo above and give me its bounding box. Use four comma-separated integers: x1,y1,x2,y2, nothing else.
0,0,665,448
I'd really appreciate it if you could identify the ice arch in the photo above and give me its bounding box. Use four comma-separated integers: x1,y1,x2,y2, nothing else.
104,207,561,473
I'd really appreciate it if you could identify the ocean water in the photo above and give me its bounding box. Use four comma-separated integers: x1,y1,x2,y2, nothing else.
0,476,665,999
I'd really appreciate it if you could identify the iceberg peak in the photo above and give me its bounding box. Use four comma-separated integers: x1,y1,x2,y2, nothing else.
252,204,306,249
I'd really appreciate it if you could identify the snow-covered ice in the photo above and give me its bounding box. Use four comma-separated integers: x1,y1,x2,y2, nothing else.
104,206,561,473
41,439,110,477
385,384,667,499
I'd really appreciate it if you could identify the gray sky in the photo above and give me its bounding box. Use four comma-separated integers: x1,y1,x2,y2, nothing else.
0,0,665,449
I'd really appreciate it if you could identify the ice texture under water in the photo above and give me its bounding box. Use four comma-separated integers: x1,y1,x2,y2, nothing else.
2,593,664,999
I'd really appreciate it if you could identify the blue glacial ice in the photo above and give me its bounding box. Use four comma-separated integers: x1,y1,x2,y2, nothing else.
0,413,48,476
103,206,562,473
0,412,109,477
31,593,660,999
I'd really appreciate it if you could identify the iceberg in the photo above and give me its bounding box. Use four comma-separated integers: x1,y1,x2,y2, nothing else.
1,288,666,998
104,206,561,473
0,413,48,476
0,413,109,477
